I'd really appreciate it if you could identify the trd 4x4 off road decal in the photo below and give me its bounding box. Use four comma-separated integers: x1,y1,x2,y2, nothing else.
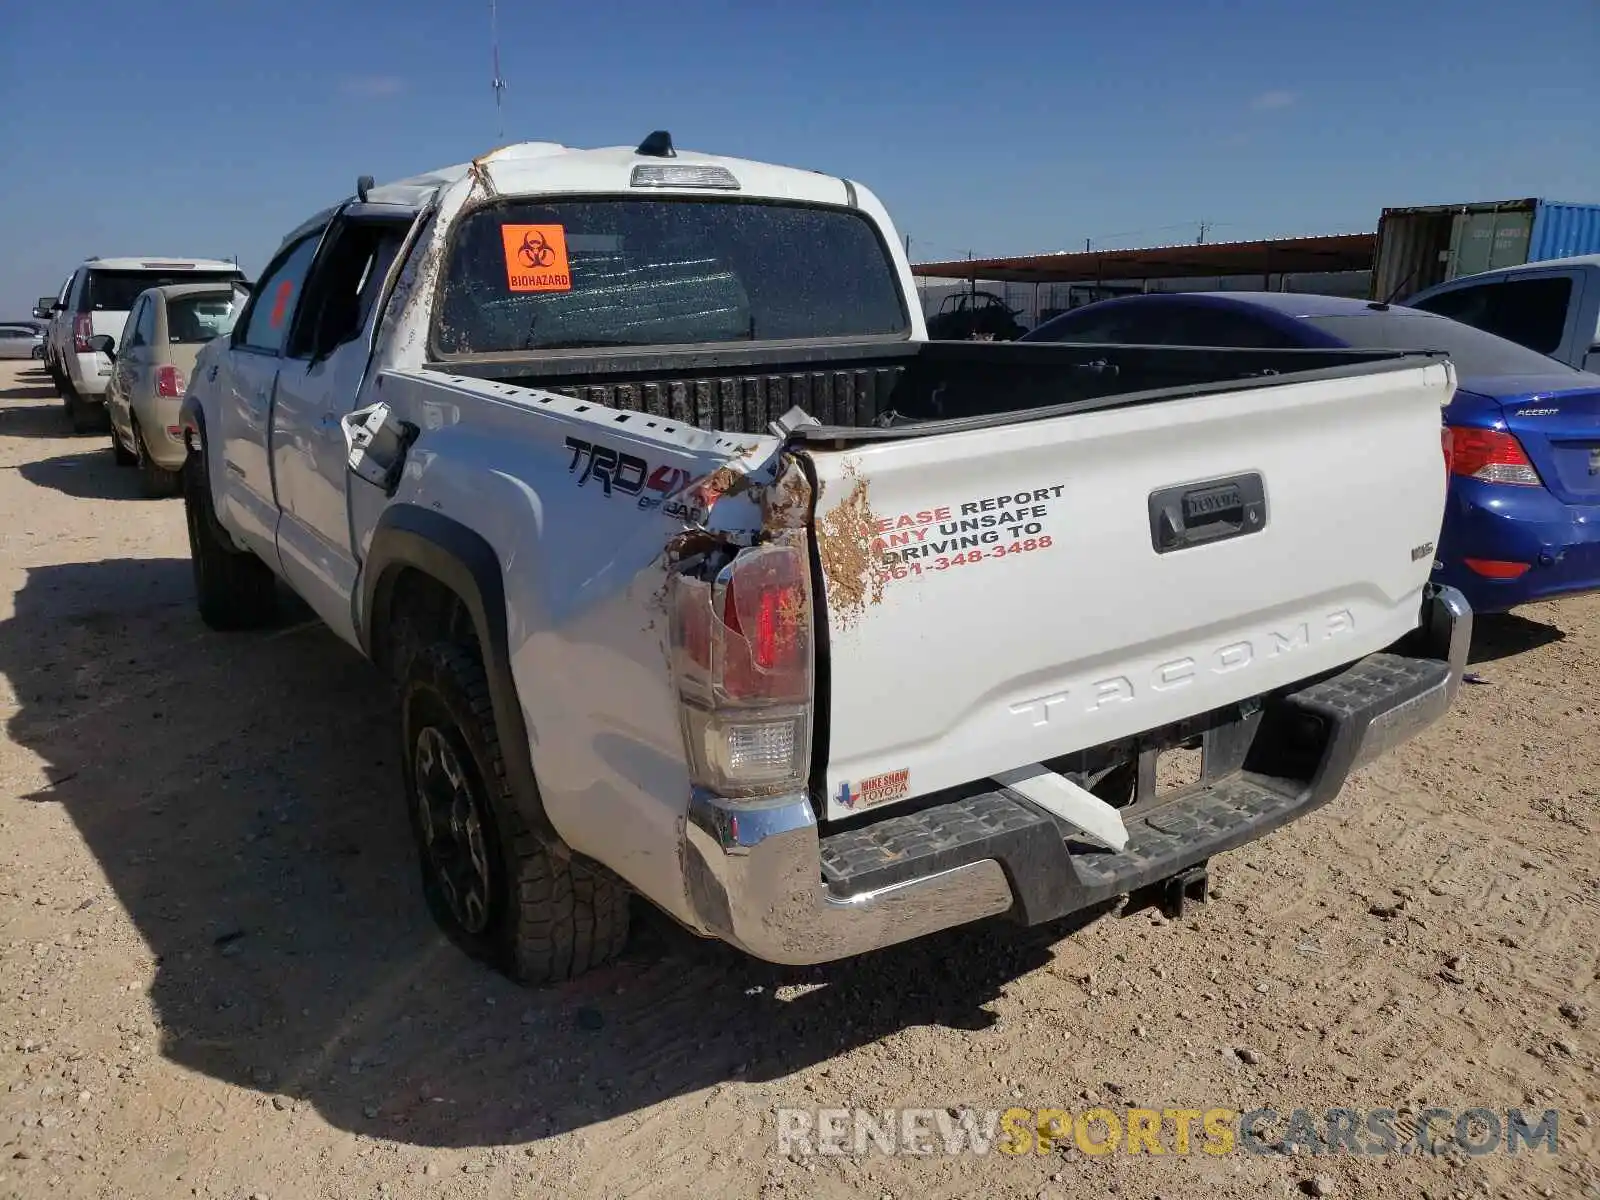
564,436,693,513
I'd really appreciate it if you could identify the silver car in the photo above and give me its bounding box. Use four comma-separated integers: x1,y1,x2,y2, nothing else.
0,324,44,360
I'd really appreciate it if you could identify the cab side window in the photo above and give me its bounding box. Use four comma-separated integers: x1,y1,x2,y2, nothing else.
286,219,411,361
1491,278,1572,356
238,236,322,354
1414,277,1572,357
1413,282,1498,328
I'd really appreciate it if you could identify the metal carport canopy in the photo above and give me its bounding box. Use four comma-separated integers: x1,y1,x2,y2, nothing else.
910,232,1375,283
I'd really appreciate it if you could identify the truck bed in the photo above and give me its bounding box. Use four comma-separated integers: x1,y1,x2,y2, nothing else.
425,339,1433,435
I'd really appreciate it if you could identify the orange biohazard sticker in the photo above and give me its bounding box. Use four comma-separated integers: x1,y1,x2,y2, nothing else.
500,224,572,293
268,279,294,329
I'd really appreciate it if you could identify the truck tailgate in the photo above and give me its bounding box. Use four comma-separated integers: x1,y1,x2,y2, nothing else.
803,361,1455,821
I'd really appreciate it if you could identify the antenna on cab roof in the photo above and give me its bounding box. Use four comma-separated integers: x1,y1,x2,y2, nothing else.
636,130,675,158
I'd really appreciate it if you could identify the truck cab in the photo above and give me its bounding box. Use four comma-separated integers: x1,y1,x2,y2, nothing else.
1406,254,1600,373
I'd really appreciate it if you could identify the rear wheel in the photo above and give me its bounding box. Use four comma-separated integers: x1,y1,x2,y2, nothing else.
134,418,180,497
183,449,277,629
63,385,102,435
401,641,629,983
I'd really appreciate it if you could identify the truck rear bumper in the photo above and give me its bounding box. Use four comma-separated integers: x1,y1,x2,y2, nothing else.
683,585,1471,966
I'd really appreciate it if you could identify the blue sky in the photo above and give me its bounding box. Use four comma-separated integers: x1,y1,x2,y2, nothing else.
1,0,1596,314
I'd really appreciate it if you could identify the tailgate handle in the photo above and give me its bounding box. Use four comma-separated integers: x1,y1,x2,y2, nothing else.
1149,473,1267,554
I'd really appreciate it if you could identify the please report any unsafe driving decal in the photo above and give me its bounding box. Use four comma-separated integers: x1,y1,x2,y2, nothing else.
500,224,572,292
871,484,1066,574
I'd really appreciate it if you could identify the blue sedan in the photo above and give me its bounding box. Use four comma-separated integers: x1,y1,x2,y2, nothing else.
1023,292,1600,615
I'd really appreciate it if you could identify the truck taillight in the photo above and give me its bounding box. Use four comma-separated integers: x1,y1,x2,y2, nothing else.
156,366,186,398
73,313,93,353
670,542,814,797
1447,425,1541,486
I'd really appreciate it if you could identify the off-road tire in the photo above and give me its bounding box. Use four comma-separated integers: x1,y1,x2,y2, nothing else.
183,450,277,629
110,425,135,466
134,419,181,497
401,641,629,983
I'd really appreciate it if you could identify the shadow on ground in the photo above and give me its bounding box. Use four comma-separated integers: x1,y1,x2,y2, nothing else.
1468,611,1566,665
0,383,58,403
17,450,150,501
0,387,114,444
0,379,69,430
0,557,1089,1149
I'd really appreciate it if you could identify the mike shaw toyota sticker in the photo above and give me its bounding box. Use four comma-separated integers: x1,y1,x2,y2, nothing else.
871,484,1066,572
837,768,911,810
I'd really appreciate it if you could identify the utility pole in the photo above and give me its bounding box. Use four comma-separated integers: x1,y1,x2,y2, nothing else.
1196,220,1211,245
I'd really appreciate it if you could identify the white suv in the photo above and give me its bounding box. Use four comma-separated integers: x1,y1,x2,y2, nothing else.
49,257,247,431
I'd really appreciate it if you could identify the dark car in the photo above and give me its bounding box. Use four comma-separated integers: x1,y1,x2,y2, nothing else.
926,291,1027,341
1023,292,1600,614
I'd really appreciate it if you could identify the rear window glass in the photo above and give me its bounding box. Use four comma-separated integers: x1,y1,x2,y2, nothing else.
433,198,908,355
166,289,249,343
1304,312,1578,378
85,270,243,313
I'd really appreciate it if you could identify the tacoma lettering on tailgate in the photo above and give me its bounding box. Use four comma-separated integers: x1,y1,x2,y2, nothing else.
1008,609,1358,720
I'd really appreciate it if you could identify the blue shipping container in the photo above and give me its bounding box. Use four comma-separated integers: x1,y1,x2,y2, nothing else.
1529,201,1600,262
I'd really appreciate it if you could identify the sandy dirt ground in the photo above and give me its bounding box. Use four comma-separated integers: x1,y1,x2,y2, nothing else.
0,358,1595,1200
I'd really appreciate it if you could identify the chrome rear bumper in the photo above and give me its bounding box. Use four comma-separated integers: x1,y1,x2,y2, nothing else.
683,585,1471,965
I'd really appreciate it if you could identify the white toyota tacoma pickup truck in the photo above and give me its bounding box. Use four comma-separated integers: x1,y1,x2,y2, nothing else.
180,132,1472,983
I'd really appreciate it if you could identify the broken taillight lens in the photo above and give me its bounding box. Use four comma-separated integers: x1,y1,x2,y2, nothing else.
670,541,814,797
718,548,810,704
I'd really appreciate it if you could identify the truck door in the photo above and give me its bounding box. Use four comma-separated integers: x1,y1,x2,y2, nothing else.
215,232,323,562
270,207,414,646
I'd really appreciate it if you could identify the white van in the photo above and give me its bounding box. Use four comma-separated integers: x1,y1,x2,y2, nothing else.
46,257,247,431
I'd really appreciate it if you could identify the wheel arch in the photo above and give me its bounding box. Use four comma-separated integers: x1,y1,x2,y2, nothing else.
362,505,561,849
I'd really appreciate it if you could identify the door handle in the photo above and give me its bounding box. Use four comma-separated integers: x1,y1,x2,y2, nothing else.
1148,473,1268,554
